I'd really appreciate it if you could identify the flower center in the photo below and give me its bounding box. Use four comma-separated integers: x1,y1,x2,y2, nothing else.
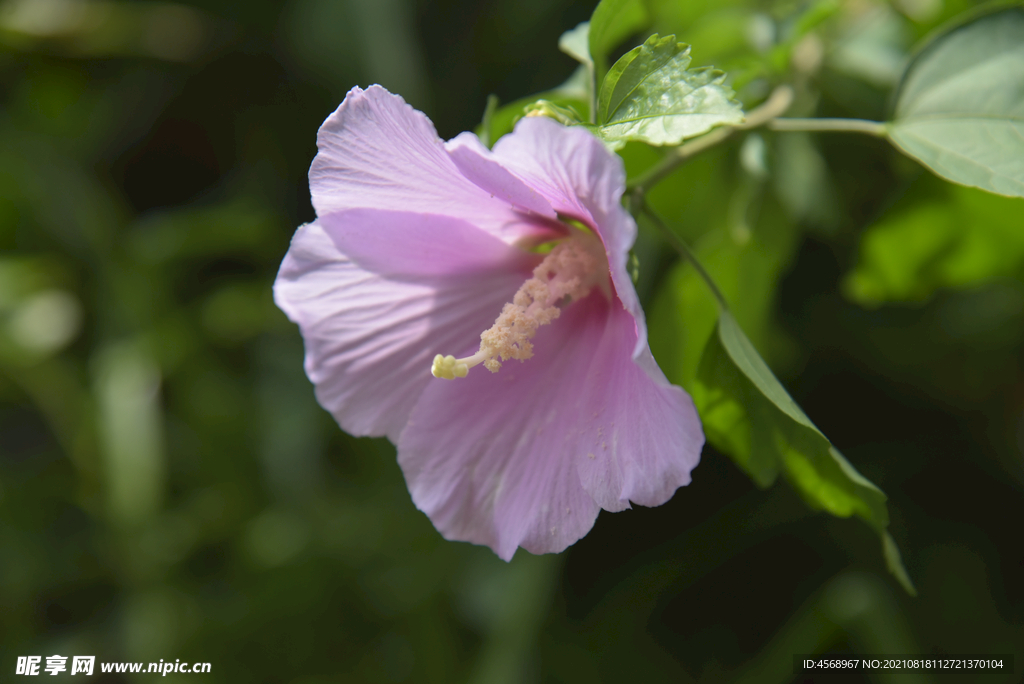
431,232,609,380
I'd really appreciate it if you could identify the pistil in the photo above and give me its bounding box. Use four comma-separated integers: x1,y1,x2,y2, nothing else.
431,234,608,380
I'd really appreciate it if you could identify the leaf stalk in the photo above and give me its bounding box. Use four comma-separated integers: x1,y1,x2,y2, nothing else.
768,117,888,136
633,199,732,312
626,87,890,195
627,85,795,193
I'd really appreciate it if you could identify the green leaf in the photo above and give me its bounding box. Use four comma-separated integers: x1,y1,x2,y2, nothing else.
645,0,757,66
478,94,499,148
694,312,916,595
882,531,916,598
888,7,1024,197
595,34,744,147
772,132,840,233
646,192,799,490
844,177,1024,306
474,67,590,146
647,194,798,394
558,21,592,68
522,100,583,126
559,22,597,123
645,201,915,595
714,312,815,436
588,0,649,79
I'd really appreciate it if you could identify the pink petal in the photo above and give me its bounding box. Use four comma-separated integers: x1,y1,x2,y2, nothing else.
491,117,624,224
574,306,703,513
320,209,536,278
273,221,533,441
490,117,647,356
445,132,557,219
311,86,543,242
397,292,703,560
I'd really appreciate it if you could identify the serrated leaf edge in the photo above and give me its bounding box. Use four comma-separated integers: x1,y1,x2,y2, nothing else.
600,34,693,124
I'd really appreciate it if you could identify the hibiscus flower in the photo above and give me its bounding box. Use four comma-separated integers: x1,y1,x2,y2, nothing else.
274,85,704,560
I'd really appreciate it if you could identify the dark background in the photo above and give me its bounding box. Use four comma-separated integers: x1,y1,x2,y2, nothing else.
0,0,1021,682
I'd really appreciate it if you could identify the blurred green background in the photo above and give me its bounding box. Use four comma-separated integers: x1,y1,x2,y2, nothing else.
0,0,1021,682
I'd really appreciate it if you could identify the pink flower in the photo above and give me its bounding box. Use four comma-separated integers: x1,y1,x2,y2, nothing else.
274,86,704,560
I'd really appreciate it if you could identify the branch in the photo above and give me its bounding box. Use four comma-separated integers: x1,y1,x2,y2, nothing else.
636,200,731,312
768,117,888,136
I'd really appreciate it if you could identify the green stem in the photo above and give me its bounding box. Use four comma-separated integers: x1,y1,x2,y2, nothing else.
767,117,888,136
637,200,731,312
628,127,733,193
626,90,890,195
588,65,598,125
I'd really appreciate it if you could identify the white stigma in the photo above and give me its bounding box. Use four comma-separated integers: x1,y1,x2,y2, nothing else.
430,234,608,380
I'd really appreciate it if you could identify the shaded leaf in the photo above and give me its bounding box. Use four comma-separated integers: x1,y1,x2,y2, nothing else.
595,34,743,147
588,0,649,79
478,94,499,148
883,531,916,598
646,0,759,76
888,7,1024,197
772,132,840,233
827,2,907,87
476,67,590,146
844,178,1024,306
646,188,798,394
714,312,816,436
647,196,913,589
694,312,915,594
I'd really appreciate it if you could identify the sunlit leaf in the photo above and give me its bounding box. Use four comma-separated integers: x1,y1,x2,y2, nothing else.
844,179,1024,306
522,100,583,126
558,21,592,68
595,34,743,147
694,312,916,595
888,7,1024,197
